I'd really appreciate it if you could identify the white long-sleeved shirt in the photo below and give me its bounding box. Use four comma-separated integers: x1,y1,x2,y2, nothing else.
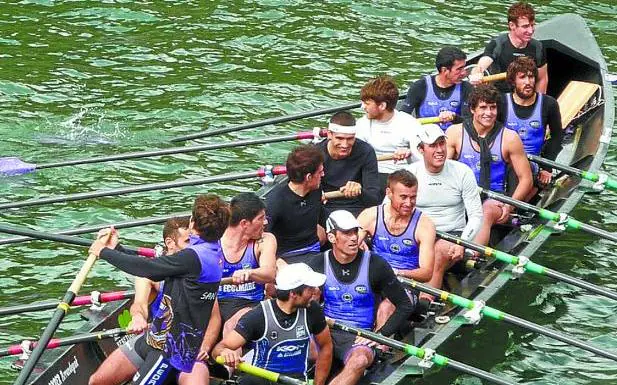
406,159,483,240
356,110,423,173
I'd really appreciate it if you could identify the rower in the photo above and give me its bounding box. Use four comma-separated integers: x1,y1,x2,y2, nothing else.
89,194,230,385
265,144,326,263
213,263,333,385
446,84,532,246
400,46,472,131
357,169,435,317
318,111,380,218
307,210,413,385
355,75,423,199
405,124,483,289
470,1,548,93
219,192,276,343
89,217,219,385
501,56,563,200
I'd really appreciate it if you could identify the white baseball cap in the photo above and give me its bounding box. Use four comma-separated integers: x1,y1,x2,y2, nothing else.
275,263,326,290
417,124,447,146
325,210,361,233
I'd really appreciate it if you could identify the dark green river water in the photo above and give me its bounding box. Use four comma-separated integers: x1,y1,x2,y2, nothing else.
0,1,616,384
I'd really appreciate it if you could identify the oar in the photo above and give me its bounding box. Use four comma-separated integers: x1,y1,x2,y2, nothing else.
399,277,617,362
481,188,617,243
437,231,617,301
0,328,128,358
0,166,286,211
480,72,507,83
12,231,111,385
0,290,135,317
0,131,324,177
326,319,516,385
214,356,306,385
528,154,617,192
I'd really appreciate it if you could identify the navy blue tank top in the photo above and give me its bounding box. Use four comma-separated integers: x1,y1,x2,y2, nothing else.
218,241,265,302
458,125,508,193
323,250,375,329
418,75,462,131
371,205,421,270
504,93,544,155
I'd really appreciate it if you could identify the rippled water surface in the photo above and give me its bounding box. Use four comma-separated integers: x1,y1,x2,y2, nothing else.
0,1,616,384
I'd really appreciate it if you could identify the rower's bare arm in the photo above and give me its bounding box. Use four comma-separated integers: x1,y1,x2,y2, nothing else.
469,56,494,84
317,224,327,245
197,299,222,361
399,216,435,282
128,277,152,333
312,327,333,385
536,63,549,94
445,124,462,159
506,131,533,202
357,207,377,245
250,232,277,284
212,329,247,368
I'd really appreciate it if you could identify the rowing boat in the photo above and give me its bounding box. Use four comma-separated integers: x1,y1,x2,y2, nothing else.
12,13,612,385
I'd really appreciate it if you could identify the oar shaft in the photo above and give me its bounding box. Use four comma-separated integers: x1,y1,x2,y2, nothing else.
328,320,516,385
214,356,306,385
37,131,323,170
528,155,617,190
0,290,135,317
482,72,507,82
400,278,617,362
436,231,617,301
0,328,127,357
481,189,617,243
0,167,286,210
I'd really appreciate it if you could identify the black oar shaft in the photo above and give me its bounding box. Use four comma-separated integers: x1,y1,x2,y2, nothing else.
436,231,617,301
528,155,617,190
38,131,315,170
0,168,280,210
329,321,516,385
481,189,617,243
170,102,365,142
401,279,617,362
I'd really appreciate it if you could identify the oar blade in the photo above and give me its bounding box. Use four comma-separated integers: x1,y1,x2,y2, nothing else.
0,157,36,176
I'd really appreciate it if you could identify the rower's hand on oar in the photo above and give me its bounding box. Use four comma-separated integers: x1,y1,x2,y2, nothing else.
354,335,378,347
88,227,119,258
468,72,483,86
196,340,212,362
538,169,552,186
340,181,362,198
127,313,148,334
448,244,465,263
218,348,243,368
496,203,514,224
392,148,411,162
439,110,456,123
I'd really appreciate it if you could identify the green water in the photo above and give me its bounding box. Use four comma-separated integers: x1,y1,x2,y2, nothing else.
0,1,616,384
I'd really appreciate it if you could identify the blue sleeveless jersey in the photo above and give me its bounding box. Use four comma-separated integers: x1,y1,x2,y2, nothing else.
504,93,544,155
252,300,311,376
458,125,508,193
418,75,462,131
323,250,375,329
218,241,265,302
371,205,421,270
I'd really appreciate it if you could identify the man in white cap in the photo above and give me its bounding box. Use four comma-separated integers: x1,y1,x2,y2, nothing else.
213,263,333,385
317,110,380,218
307,210,413,385
407,124,483,289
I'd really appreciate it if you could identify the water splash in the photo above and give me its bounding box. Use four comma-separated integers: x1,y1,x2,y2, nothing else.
37,107,128,145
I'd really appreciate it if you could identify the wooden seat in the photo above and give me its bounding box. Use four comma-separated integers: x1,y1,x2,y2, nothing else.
556,80,600,127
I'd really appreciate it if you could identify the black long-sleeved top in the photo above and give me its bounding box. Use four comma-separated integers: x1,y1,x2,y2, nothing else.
317,138,379,218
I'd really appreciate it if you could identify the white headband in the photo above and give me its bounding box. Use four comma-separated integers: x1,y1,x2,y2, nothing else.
328,122,356,134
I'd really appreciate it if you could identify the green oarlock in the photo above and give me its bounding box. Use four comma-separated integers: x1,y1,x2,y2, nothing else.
405,344,422,357
539,209,560,221
566,217,582,230
482,306,504,320
525,260,545,274
606,178,617,190
580,170,599,182
433,353,449,366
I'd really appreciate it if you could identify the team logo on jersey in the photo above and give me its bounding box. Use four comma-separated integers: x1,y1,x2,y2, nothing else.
389,244,401,253
342,293,353,302
270,331,278,340
428,101,439,106
450,101,460,108
355,285,368,294
242,263,252,270
439,106,449,113
530,120,541,129
328,286,340,291
296,325,307,338
491,154,499,162
402,239,414,246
